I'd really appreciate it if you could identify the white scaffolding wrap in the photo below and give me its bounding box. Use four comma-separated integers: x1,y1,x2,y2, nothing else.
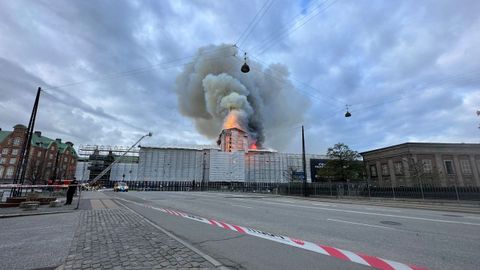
110,163,139,181
78,144,329,183
209,151,245,182
138,147,210,182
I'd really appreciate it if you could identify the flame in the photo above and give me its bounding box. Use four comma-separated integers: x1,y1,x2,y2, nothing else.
249,143,257,150
223,111,242,130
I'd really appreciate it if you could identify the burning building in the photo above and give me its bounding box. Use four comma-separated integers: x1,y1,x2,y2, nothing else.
78,44,321,183
218,127,249,152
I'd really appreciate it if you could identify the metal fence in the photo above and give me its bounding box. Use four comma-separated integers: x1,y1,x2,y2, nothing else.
104,180,480,201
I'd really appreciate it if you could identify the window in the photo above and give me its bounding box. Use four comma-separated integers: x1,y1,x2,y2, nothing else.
47,162,52,168
6,167,14,177
394,162,403,175
460,160,472,175
9,158,17,165
444,160,455,175
12,149,19,156
381,164,389,176
37,151,42,157
13,137,21,146
0,158,5,164
2,148,8,155
422,159,433,173
49,154,54,159
0,165,4,177
370,165,377,177
64,157,67,162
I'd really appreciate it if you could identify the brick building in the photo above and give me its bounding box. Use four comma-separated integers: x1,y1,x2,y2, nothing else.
0,124,77,184
361,142,480,187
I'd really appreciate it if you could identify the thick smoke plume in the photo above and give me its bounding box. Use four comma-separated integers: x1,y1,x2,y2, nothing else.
175,44,309,150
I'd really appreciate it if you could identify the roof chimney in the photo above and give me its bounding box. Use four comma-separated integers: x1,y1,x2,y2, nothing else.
55,138,62,143
34,131,42,137
66,141,74,147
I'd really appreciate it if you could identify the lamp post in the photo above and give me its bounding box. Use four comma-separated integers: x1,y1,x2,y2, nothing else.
301,126,308,197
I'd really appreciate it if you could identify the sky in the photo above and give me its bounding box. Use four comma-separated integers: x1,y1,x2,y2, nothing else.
0,0,479,155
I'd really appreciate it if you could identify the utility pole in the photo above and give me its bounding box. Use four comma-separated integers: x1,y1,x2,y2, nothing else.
302,125,308,197
11,87,42,197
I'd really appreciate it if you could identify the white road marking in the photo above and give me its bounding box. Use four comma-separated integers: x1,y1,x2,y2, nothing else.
312,203,334,207
236,199,480,226
327,218,397,230
123,192,480,226
362,206,401,211
231,204,253,209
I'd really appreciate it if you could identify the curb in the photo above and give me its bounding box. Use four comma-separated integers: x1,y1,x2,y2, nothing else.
0,209,76,219
268,195,480,214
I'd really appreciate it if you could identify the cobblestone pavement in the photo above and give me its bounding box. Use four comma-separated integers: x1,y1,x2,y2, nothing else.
63,208,216,269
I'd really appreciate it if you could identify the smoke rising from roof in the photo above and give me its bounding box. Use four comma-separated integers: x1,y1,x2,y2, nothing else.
175,44,309,149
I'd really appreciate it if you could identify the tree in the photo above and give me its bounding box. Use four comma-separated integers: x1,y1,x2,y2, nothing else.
317,143,365,182
404,156,439,187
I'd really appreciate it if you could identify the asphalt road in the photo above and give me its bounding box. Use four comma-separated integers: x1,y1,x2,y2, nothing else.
110,191,480,270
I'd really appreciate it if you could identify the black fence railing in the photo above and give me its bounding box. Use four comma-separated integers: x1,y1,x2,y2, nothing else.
103,180,480,201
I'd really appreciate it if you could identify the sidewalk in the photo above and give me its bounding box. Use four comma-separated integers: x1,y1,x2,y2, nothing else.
0,197,78,218
59,192,217,269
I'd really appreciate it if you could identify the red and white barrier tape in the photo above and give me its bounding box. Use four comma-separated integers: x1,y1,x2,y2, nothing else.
0,184,69,188
117,198,428,270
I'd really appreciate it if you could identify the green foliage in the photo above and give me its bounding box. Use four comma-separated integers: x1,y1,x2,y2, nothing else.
317,143,365,181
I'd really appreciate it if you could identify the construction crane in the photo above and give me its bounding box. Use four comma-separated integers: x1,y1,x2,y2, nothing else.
90,132,152,185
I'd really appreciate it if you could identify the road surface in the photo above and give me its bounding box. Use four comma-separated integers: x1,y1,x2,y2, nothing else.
108,191,480,270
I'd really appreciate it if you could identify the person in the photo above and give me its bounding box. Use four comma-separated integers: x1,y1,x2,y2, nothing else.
65,180,78,205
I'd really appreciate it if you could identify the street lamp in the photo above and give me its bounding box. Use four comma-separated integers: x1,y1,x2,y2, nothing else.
241,53,250,73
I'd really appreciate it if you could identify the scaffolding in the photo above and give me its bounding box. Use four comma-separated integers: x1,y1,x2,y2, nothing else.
75,145,140,182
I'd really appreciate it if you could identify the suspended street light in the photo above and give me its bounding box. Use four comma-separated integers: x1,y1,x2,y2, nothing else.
345,105,352,118
241,52,250,73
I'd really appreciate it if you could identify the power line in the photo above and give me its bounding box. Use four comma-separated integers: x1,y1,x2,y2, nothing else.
43,46,234,91
235,0,275,47
232,55,339,107
249,0,339,55
350,70,480,109
240,50,345,106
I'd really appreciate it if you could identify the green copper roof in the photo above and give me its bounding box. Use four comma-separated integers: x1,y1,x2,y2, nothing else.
1,130,77,158
31,134,54,148
0,131,12,143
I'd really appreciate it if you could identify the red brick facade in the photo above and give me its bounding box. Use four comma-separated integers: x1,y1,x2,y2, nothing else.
0,124,77,184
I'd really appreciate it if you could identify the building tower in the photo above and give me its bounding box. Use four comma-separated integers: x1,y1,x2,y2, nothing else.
218,127,249,152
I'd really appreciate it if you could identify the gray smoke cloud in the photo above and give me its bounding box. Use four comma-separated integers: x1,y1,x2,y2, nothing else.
175,44,309,149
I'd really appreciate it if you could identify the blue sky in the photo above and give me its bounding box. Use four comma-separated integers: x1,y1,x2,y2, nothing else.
0,0,479,154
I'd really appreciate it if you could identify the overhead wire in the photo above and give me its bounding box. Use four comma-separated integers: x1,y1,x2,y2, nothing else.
349,69,480,110
238,50,345,106
232,55,336,107
43,45,234,91
235,0,275,48
38,51,235,132
249,0,340,55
